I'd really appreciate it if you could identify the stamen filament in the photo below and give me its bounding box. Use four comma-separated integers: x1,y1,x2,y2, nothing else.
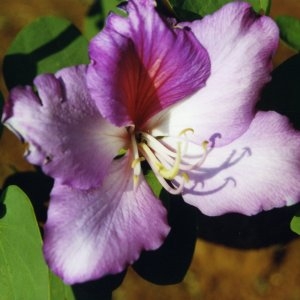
141,132,177,158
139,142,181,180
129,126,142,188
156,142,182,180
177,140,210,171
139,143,186,195
130,127,209,193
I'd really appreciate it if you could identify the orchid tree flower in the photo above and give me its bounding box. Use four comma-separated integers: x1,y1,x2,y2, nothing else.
3,0,300,284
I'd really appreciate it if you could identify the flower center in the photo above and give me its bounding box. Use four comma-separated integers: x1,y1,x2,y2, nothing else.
128,126,209,195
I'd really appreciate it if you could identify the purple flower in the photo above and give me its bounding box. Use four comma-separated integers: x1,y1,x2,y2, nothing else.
3,0,300,284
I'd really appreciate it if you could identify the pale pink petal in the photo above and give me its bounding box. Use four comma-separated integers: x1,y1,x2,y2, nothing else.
3,65,126,189
43,155,170,284
149,2,279,146
181,111,300,216
87,0,210,128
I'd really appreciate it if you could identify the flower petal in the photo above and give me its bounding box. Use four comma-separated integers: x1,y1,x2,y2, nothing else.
87,0,210,128
43,155,170,284
3,65,126,189
150,2,279,146
181,111,300,216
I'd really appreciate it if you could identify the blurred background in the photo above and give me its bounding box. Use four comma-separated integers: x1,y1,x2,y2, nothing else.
0,0,300,299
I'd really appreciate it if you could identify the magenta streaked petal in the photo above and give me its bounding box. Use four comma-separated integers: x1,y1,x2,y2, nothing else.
87,0,210,128
181,112,300,216
43,155,170,284
150,2,279,146
3,65,126,189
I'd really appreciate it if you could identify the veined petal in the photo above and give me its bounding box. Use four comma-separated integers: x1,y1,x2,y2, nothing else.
3,65,126,189
150,2,279,146
43,155,170,284
87,0,210,128
181,112,300,216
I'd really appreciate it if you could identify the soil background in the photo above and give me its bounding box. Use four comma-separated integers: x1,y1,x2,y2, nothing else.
0,1,300,299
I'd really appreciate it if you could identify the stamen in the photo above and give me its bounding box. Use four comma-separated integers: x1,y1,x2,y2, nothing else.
131,127,209,194
145,128,209,172
139,142,181,180
182,172,190,183
129,126,142,188
131,157,145,169
179,128,194,156
179,128,194,136
189,140,209,168
141,132,177,158
155,141,182,180
139,142,186,195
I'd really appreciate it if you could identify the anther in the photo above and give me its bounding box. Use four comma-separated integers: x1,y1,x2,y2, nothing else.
155,141,182,180
131,157,145,169
179,128,194,136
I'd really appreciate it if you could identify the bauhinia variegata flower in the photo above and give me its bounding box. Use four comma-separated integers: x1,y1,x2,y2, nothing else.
3,0,300,284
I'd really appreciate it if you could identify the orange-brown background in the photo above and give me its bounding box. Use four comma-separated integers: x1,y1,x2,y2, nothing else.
0,1,300,299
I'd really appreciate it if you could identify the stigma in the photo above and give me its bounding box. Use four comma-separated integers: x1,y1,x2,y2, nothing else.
128,126,209,195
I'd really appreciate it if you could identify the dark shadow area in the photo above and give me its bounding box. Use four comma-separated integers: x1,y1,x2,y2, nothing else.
258,53,300,129
3,170,53,226
133,191,198,285
72,271,126,300
0,191,6,218
197,203,300,249
3,24,84,89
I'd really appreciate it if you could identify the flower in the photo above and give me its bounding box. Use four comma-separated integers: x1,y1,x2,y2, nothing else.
3,0,300,284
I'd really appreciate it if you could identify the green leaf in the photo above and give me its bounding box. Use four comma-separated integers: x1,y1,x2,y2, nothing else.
3,16,89,89
84,0,125,40
290,212,300,235
0,186,49,300
49,271,75,300
276,15,300,51
166,0,271,20
145,170,163,198
0,186,75,300
249,0,271,15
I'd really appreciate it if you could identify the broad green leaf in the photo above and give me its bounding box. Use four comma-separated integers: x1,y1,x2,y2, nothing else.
3,16,89,89
290,212,300,235
84,0,125,40
276,16,300,51
0,186,49,300
166,0,271,20
0,186,75,300
49,271,75,300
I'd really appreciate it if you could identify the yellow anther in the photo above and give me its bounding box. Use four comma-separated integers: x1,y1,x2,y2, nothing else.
202,140,209,149
182,172,189,183
155,162,164,171
157,142,182,180
131,157,145,169
179,128,194,136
